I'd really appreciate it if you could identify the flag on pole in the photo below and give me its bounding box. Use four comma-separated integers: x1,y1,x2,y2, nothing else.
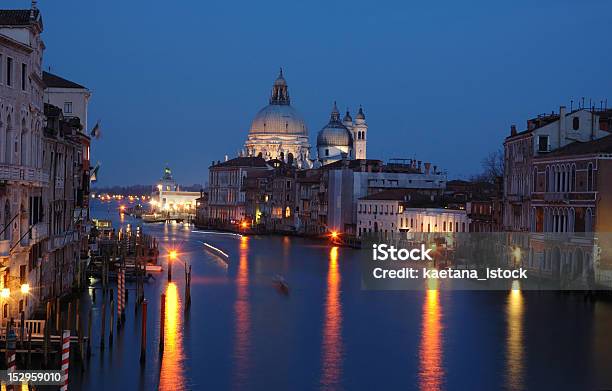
90,162,101,183
90,120,102,139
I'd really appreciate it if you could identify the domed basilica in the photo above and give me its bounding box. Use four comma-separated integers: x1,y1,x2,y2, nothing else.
243,70,367,167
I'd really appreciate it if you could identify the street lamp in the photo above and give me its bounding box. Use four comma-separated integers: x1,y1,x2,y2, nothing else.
20,284,29,295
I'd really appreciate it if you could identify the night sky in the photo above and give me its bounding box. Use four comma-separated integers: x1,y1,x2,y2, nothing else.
6,0,612,186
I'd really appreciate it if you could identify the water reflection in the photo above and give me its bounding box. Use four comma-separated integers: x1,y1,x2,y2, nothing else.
419,285,444,391
321,246,343,389
159,282,186,391
505,285,524,390
233,236,251,386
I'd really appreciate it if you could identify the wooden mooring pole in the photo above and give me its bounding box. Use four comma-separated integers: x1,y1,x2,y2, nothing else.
159,293,165,353
140,299,148,365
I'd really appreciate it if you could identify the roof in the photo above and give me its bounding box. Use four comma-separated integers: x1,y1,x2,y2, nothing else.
43,71,87,89
540,134,612,158
360,188,422,201
210,156,269,168
0,9,40,26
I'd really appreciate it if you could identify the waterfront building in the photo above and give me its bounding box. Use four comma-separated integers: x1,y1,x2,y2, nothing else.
43,70,91,131
244,70,312,168
208,156,271,226
356,189,469,238
324,158,447,234
194,191,208,227
446,179,503,232
316,103,368,165
243,159,297,232
503,105,612,231
0,5,47,320
150,166,200,214
41,102,91,302
295,169,324,235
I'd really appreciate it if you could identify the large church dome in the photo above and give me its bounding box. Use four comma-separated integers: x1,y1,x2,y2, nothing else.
249,104,307,135
248,69,308,136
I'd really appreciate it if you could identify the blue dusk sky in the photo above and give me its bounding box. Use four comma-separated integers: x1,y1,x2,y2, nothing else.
5,0,612,186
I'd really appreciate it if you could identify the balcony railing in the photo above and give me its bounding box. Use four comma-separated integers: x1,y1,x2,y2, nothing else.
31,222,48,242
0,164,48,185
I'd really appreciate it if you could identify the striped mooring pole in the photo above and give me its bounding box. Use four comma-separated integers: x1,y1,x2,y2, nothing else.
7,327,16,391
117,268,125,326
60,330,70,391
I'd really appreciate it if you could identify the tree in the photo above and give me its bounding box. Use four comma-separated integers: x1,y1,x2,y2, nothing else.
475,148,504,184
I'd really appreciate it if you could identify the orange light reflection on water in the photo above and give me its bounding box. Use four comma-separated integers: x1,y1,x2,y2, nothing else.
320,246,343,389
418,286,444,391
506,286,524,390
233,236,251,386
159,282,186,391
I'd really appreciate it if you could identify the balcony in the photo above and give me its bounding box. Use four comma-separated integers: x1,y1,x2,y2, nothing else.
0,164,48,186
31,222,48,242
543,193,569,203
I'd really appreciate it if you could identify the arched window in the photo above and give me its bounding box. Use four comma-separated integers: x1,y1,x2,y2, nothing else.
533,168,538,192
571,164,576,192
20,118,28,166
545,166,550,192
585,208,593,232
572,117,580,130
587,163,594,191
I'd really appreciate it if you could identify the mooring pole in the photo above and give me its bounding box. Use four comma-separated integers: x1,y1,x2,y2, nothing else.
140,299,148,365
159,293,165,353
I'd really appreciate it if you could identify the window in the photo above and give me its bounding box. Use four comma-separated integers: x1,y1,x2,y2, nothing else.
571,165,576,192
538,135,549,152
21,63,26,91
572,117,580,130
6,57,12,86
325,148,329,157
64,102,73,114
587,163,594,191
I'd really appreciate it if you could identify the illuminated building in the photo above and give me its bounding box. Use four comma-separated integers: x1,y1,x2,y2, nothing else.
150,166,200,213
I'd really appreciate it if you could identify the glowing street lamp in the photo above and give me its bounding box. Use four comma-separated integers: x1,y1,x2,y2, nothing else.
241,221,248,229
20,284,29,295
1,288,9,298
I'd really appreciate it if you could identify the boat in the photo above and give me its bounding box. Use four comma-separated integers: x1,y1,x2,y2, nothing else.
273,274,289,295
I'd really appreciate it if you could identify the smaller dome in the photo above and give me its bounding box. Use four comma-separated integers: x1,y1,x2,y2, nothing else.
356,106,365,120
343,109,352,123
317,126,352,147
317,102,353,147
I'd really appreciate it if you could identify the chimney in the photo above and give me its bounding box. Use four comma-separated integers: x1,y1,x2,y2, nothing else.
433,165,437,174
424,162,431,175
360,160,366,172
417,161,422,172
510,124,517,136
559,105,567,139
224,155,229,162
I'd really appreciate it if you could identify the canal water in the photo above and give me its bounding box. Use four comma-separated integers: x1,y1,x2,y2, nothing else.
69,200,612,390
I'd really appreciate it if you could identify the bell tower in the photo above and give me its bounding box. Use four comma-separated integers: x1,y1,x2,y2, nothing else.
353,106,367,159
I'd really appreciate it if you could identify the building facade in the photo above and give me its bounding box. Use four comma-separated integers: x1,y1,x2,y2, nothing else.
503,105,611,231
150,166,200,213
208,156,271,225
0,6,47,320
356,189,469,238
